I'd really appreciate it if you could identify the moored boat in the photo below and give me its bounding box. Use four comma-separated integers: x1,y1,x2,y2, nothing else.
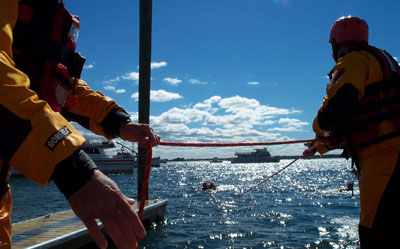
82,140,137,174
230,147,280,164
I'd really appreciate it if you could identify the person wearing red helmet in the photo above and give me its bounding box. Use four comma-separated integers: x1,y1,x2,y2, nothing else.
303,16,400,248
209,182,217,190
202,181,208,190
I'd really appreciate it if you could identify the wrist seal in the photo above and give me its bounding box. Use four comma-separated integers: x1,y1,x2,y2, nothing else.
101,108,131,138
52,149,97,199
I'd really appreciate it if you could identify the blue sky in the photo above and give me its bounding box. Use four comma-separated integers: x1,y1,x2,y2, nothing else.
66,0,400,159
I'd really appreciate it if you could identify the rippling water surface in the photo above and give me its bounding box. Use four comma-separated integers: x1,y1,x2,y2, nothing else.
10,158,360,248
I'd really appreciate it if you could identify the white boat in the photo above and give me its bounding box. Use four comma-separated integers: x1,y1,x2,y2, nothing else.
82,140,137,174
10,140,163,177
230,148,280,164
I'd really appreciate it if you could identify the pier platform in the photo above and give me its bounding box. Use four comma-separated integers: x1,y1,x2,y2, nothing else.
12,199,167,249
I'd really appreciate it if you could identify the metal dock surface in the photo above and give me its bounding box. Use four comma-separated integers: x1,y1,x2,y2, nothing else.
12,199,167,249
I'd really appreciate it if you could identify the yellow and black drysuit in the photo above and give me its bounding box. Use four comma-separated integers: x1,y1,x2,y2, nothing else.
0,0,131,247
313,43,400,248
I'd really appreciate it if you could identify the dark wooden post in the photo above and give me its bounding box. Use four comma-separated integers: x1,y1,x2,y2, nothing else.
138,0,152,199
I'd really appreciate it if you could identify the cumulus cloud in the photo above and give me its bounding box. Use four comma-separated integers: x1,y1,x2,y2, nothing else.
268,118,309,132
104,85,116,91
151,61,167,69
163,77,182,86
122,72,139,81
131,89,182,102
115,89,126,93
150,95,304,149
104,85,126,94
102,71,137,94
193,96,221,113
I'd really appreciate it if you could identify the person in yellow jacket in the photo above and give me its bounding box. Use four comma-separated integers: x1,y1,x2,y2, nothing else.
303,16,400,248
0,0,160,248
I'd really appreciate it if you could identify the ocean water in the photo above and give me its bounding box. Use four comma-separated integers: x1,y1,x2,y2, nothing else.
9,158,360,248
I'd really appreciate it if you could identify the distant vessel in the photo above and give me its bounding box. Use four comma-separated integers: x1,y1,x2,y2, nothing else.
210,157,223,163
82,140,137,174
231,148,280,164
150,156,167,167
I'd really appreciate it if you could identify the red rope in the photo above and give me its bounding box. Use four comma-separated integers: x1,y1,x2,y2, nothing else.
138,143,152,220
210,142,318,203
233,156,301,199
210,156,302,203
136,143,153,248
159,139,313,147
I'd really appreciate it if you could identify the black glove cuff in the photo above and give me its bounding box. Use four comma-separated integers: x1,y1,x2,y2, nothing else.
101,108,131,138
52,149,97,199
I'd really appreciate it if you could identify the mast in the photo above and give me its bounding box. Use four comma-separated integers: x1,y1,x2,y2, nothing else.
138,0,152,199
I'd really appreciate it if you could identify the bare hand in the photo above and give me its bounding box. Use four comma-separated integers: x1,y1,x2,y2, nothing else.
119,122,160,148
302,140,318,158
67,170,146,249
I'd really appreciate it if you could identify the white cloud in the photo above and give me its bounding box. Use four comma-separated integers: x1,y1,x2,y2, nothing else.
218,95,260,112
122,72,139,81
248,81,259,85
263,120,276,125
84,63,95,69
163,77,182,86
104,85,116,91
189,78,208,85
193,96,221,113
205,96,222,105
278,118,308,126
131,89,183,102
151,61,167,69
268,127,300,132
151,90,183,102
268,118,309,132
156,107,207,124
102,76,120,84
150,95,304,153
104,85,126,94
115,89,126,94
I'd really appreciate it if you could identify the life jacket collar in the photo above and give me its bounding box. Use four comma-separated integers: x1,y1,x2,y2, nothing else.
12,0,86,112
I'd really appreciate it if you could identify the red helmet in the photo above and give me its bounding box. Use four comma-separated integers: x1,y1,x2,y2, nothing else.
329,16,369,44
